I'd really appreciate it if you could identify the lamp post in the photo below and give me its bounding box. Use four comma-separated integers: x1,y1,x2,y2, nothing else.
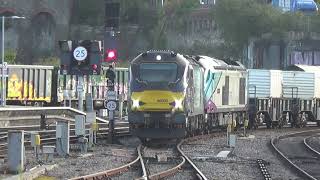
1,15,25,106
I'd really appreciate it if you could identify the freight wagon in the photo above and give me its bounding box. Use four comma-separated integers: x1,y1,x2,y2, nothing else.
6,65,55,106
247,64,320,128
57,67,129,109
5,65,129,110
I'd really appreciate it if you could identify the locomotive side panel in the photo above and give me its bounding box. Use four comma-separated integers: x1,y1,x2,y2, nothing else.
210,71,246,112
191,65,204,115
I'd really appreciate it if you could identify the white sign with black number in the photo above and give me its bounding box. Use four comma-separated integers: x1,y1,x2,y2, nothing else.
73,46,88,61
106,100,117,111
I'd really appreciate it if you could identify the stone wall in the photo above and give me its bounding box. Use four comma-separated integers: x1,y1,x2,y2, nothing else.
0,1,221,64
0,0,74,64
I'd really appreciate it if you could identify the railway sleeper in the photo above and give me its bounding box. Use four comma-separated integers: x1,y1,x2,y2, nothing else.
257,159,272,180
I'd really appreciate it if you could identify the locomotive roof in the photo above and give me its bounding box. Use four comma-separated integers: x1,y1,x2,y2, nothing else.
130,50,189,65
286,64,320,72
195,55,246,71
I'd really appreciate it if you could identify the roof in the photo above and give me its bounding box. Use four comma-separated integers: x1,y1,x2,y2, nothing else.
197,55,246,70
287,64,320,72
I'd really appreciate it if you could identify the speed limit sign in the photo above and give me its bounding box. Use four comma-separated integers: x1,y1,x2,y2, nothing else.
106,101,117,111
73,46,88,61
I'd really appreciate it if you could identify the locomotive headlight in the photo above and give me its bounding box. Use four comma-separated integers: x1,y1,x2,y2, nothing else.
132,99,140,108
174,99,183,109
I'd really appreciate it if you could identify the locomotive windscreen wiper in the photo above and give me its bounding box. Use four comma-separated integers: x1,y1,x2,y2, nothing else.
168,78,180,87
135,78,148,85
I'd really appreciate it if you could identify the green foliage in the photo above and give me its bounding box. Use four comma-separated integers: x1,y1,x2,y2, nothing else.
122,0,160,37
214,0,276,45
5,49,16,64
119,0,199,49
153,0,199,48
212,0,320,58
34,57,60,67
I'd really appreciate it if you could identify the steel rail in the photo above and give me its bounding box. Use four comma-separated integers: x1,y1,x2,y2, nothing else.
0,127,129,143
138,144,148,180
0,106,109,123
0,129,130,158
0,115,73,121
0,123,127,132
69,145,142,180
177,139,208,180
148,156,185,180
270,129,320,180
304,135,320,157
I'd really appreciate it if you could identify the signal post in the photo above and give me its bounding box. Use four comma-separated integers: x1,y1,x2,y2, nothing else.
104,0,120,144
106,86,116,144
59,40,102,111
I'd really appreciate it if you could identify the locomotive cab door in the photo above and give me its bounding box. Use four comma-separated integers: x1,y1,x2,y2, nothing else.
186,65,194,115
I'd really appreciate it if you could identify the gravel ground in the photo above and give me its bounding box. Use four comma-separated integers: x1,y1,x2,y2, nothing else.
0,136,142,180
45,146,134,179
167,170,194,180
2,127,319,180
147,161,178,176
181,127,320,180
45,136,141,179
277,135,320,179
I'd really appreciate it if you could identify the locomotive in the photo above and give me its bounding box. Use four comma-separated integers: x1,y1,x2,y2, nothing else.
128,50,320,141
128,50,247,140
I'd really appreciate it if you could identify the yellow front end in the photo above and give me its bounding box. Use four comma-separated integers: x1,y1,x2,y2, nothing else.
130,90,185,112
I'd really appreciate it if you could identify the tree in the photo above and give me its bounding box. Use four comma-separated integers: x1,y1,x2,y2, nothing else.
118,0,199,56
211,0,319,58
153,0,199,48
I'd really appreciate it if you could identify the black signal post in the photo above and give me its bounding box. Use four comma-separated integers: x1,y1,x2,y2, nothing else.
58,40,102,111
105,0,120,144
104,0,120,64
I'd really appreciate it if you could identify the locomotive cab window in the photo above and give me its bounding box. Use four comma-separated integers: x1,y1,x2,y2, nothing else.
139,63,178,83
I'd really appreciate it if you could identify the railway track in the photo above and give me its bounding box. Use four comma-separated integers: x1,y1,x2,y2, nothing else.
0,126,130,158
0,107,109,125
141,144,186,180
0,108,130,160
304,134,320,156
68,144,143,180
70,138,208,180
271,129,320,180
